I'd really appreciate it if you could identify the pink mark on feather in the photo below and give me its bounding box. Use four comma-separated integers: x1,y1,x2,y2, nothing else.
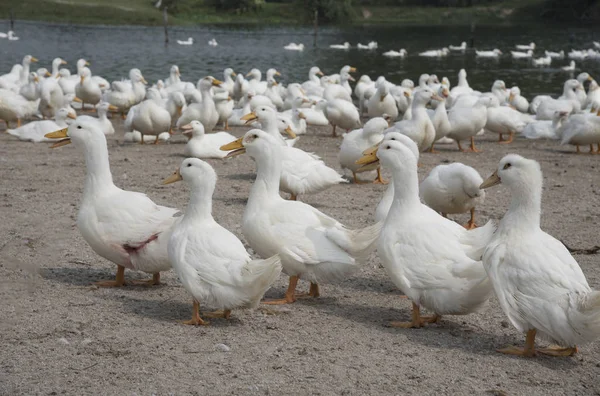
123,233,160,255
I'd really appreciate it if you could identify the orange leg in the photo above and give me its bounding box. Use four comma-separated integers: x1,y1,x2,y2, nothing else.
390,302,441,328
497,329,537,357
289,193,297,201
467,136,481,152
590,144,596,154
373,167,388,185
428,143,439,153
331,124,337,137
499,131,514,144
181,300,209,326
576,145,581,154
498,133,504,142
224,120,229,130
93,265,126,287
262,276,299,305
353,172,366,184
204,309,232,319
17,118,21,128
464,208,478,230
456,140,467,152
131,272,161,286
538,345,578,357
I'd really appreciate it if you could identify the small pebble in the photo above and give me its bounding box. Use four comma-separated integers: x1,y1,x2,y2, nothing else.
81,338,93,346
57,337,70,345
215,343,230,352
500,320,509,328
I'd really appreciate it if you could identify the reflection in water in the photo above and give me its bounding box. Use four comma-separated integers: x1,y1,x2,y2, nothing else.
0,21,599,96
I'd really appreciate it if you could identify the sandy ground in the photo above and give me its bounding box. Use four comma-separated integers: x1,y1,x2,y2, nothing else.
1,118,600,396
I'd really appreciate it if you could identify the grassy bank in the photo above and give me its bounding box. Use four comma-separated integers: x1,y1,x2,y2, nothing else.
0,0,548,26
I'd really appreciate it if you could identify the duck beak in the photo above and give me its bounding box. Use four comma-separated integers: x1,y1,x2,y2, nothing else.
231,72,237,77
80,76,85,85
34,76,39,83
275,71,281,76
108,104,118,111
284,126,297,138
588,76,593,81
431,94,444,101
316,71,324,76
31,57,39,63
141,77,148,85
508,94,514,102
245,72,252,77
480,171,501,189
177,106,183,116
45,128,71,148
297,111,306,120
67,112,77,120
241,112,258,125
220,137,246,158
348,75,356,82
212,78,223,87
180,123,193,131
380,94,385,102
162,168,182,185
73,97,83,103
61,60,68,65
355,151,379,166
85,61,90,66
45,71,52,77
349,67,357,73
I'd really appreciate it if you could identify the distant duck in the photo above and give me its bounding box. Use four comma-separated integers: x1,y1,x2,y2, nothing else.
449,41,467,51
476,49,502,58
569,50,588,60
7,30,18,41
595,41,600,49
511,50,533,59
545,50,564,59
208,38,218,47
515,42,535,51
532,56,551,66
357,41,378,50
562,61,576,72
177,37,194,45
330,42,351,50
419,48,449,57
383,49,407,58
284,43,304,51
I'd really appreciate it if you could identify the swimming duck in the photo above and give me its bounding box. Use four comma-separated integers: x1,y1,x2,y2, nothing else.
162,158,282,325
44,120,179,286
480,154,600,357
220,130,380,303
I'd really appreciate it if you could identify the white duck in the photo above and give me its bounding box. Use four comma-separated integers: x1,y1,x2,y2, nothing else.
516,42,535,51
508,87,529,113
387,89,440,151
246,69,267,95
325,98,361,137
522,110,568,140
75,68,103,110
177,37,194,45
480,154,600,357
125,98,171,144
446,96,492,152
562,61,576,71
358,136,495,328
532,56,551,66
213,88,234,129
221,130,380,303
44,121,179,286
176,76,222,131
0,89,39,127
486,96,529,143
162,158,282,325
221,68,236,96
511,50,533,59
339,117,389,184
535,79,582,120
383,49,407,58
559,110,600,153
475,49,502,58
8,107,75,142
235,107,345,200
182,120,236,159
330,42,351,50
449,42,467,51
284,43,304,51
19,72,39,101
76,102,118,135
420,163,485,230
367,78,399,120
301,99,329,126
105,69,147,116
545,50,564,59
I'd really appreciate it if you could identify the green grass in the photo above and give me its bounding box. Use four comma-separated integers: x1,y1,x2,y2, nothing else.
0,0,550,26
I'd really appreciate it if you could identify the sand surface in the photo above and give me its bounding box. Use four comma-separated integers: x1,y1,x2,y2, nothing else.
1,119,600,395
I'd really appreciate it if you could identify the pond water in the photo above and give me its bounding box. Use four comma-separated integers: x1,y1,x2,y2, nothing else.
1,21,600,97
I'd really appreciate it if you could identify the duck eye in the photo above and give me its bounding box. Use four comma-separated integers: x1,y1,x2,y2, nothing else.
386,145,391,149
77,125,82,129
253,134,258,138
503,163,512,170
187,163,192,167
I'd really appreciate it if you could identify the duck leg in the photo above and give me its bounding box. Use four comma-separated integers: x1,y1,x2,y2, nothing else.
262,275,299,305
204,309,232,319
121,112,127,120
390,302,441,328
153,135,160,145
373,168,388,185
93,265,126,287
464,208,478,230
590,144,596,154
297,282,321,299
456,140,467,152
576,145,581,154
497,329,537,357
331,124,337,137
289,193,297,201
498,133,504,142
181,300,209,326
538,345,578,357
224,120,229,130
467,136,481,152
499,131,514,144
352,172,365,184
131,272,161,286
17,118,21,128
428,143,439,153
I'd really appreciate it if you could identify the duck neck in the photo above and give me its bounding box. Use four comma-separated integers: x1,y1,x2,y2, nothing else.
97,108,108,121
261,117,285,144
412,100,427,119
248,149,282,211
502,180,542,231
184,183,214,222
386,165,421,223
82,138,115,197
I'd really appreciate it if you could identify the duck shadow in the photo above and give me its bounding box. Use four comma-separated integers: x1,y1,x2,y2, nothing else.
214,197,247,206
41,266,167,287
225,173,256,181
112,294,242,327
311,299,582,367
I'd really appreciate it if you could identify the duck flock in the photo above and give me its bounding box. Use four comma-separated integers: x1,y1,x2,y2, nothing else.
2,47,600,359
